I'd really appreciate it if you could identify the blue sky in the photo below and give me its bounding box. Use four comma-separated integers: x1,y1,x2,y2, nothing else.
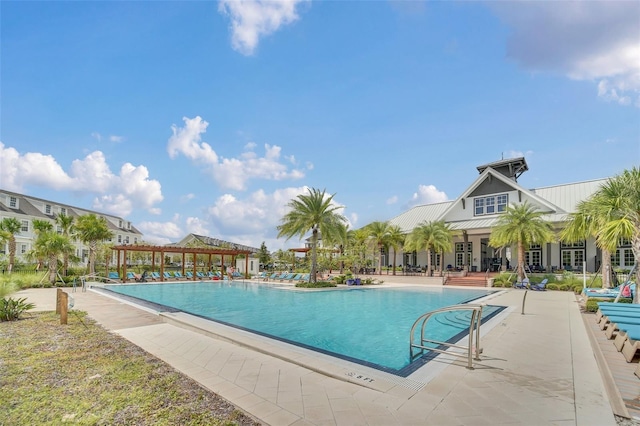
1,0,639,251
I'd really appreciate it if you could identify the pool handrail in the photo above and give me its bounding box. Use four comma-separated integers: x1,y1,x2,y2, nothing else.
409,304,484,369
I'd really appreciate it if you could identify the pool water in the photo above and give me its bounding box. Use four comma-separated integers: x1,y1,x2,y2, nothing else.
104,282,503,376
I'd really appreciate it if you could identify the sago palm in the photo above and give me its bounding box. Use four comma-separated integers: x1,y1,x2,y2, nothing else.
34,231,75,284
277,188,347,283
0,218,22,273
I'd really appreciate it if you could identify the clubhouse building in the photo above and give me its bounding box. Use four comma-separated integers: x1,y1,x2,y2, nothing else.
386,157,635,274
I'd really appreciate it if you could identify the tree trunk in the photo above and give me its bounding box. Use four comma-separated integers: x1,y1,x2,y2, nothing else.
89,242,97,275
8,237,16,274
517,242,526,282
378,244,382,275
310,229,318,283
48,255,57,284
427,248,432,277
601,248,612,288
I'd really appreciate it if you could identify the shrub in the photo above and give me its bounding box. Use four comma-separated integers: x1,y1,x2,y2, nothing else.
295,281,336,288
574,284,585,294
585,299,600,312
546,283,559,291
0,297,35,321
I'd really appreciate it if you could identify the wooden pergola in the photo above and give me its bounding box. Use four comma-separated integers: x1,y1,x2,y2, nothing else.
110,244,253,282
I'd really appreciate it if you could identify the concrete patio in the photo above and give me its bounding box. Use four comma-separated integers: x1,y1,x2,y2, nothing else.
15,277,630,425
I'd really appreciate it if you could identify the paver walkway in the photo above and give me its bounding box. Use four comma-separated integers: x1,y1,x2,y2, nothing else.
16,281,623,425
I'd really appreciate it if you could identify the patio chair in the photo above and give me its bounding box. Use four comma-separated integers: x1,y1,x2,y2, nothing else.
514,278,529,289
530,279,548,291
108,271,121,281
150,271,161,281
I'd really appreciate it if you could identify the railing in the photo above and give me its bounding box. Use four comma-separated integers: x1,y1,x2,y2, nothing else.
409,304,483,369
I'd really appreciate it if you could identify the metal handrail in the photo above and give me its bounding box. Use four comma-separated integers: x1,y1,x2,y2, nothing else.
409,304,483,369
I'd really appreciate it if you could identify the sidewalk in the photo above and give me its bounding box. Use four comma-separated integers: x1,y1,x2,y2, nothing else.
16,281,619,425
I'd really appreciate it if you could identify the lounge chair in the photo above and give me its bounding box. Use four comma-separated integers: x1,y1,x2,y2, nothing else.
196,271,206,279
126,271,137,281
163,271,173,280
150,271,161,281
530,279,548,291
514,278,530,289
595,305,640,322
185,271,194,279
614,325,640,362
108,271,121,282
173,271,185,280
298,273,310,282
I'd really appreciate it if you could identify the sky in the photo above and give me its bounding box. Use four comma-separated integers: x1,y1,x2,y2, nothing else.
1,0,639,252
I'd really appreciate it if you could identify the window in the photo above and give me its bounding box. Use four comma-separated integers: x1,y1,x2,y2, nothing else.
45,204,51,214
624,249,635,266
134,237,138,244
125,236,129,244
474,194,508,216
21,220,28,232
20,244,27,254
118,235,122,243
60,207,66,215
9,197,17,208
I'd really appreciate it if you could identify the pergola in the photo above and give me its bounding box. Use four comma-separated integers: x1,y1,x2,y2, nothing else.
110,244,253,282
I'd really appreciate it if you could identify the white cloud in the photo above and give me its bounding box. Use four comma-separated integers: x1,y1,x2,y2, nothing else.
386,195,398,205
406,184,448,208
206,186,349,240
0,142,163,217
137,220,183,245
491,1,640,106
218,0,308,55
167,116,306,190
109,135,124,143
185,216,209,235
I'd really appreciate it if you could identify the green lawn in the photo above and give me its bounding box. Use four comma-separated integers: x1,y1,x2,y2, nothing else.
0,311,260,426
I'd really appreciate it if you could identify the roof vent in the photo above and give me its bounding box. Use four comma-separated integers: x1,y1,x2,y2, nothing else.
476,157,528,182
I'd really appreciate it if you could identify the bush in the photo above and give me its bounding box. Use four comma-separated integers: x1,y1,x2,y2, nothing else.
547,283,559,291
558,284,571,291
574,284,585,294
585,299,600,312
295,281,337,288
0,297,35,321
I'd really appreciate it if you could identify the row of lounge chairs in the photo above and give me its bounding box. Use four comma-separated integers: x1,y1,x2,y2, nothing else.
255,272,310,283
107,270,233,282
513,278,548,291
594,302,640,379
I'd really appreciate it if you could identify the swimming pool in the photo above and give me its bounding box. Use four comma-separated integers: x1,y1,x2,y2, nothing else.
103,282,504,376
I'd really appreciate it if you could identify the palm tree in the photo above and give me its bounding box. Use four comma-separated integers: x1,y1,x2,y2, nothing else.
75,214,114,275
405,220,452,277
277,188,348,283
31,219,54,272
489,201,556,282
386,225,405,275
576,168,640,296
432,222,454,276
34,231,75,284
55,213,75,276
0,217,22,273
365,221,390,275
561,197,613,288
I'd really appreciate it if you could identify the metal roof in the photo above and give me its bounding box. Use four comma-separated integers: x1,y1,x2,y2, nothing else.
530,178,607,213
388,201,452,233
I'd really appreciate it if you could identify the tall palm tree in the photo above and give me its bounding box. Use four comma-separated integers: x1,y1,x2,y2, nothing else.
0,217,22,273
34,231,75,284
561,197,613,288
75,214,114,275
405,220,452,277
432,222,454,276
365,221,390,275
489,201,556,282
386,225,405,275
55,213,75,276
277,188,348,283
579,168,640,296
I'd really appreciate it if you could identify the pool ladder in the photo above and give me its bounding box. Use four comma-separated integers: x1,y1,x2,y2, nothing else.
409,304,483,369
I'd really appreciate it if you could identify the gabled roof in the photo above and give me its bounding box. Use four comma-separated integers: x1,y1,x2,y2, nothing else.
438,167,561,222
476,157,528,180
530,178,607,214
177,233,260,253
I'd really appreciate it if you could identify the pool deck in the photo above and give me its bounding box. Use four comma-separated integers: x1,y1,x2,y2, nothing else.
15,277,633,426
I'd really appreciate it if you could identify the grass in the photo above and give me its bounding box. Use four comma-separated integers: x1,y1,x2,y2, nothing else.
0,311,260,426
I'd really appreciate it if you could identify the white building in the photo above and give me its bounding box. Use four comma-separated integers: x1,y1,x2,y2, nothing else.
387,158,635,274
0,189,143,266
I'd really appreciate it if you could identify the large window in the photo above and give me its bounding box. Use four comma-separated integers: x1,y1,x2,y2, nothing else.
9,197,17,208
474,194,508,216
21,220,28,232
455,243,472,268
